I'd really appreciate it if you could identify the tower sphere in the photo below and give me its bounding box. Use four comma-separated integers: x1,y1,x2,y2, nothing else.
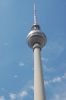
27,24,47,48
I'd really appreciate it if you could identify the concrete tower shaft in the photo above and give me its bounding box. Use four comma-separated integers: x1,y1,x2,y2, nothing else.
34,43,46,100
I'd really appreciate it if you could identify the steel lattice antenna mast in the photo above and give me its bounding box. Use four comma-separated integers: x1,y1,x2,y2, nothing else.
27,0,47,100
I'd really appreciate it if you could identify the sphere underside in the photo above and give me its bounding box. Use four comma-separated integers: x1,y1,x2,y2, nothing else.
27,31,47,48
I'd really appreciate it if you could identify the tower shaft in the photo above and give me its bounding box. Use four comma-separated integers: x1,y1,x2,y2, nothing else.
33,44,46,100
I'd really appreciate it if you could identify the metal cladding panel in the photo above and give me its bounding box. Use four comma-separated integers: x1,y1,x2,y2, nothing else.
27,30,47,48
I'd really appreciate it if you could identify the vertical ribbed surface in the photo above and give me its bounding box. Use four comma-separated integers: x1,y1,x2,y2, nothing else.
34,45,46,100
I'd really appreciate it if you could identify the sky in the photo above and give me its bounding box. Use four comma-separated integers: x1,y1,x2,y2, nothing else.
0,0,66,100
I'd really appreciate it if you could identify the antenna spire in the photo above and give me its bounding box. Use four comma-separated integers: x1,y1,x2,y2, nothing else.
34,0,37,25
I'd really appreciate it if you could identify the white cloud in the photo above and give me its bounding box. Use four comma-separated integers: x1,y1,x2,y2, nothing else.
45,72,66,85
1,81,33,100
19,91,28,98
52,76,62,83
4,42,8,46
0,96,5,100
29,85,34,91
8,91,28,100
8,80,33,100
46,39,65,59
1,88,5,91
51,92,66,100
44,81,49,85
41,57,48,63
13,75,18,79
62,73,66,79
19,62,24,67
9,93,16,100
46,67,54,73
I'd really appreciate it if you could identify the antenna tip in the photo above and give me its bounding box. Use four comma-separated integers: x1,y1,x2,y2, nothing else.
33,0,37,25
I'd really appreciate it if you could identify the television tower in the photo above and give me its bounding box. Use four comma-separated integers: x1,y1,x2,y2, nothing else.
27,0,47,100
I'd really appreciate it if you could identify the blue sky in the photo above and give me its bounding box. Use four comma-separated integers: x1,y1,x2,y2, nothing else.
0,0,66,100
